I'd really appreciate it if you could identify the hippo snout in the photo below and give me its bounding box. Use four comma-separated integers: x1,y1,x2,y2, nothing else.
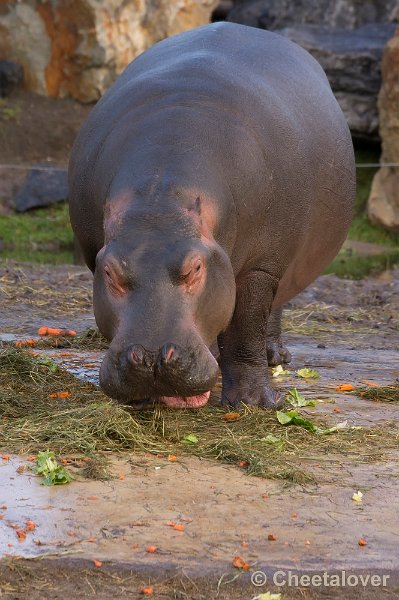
100,340,219,406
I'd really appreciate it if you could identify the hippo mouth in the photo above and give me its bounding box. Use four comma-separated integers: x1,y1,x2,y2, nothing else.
160,390,211,408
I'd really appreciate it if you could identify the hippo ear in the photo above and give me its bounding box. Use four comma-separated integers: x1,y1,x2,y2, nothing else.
186,196,201,218
184,194,217,241
193,196,201,216
103,192,133,241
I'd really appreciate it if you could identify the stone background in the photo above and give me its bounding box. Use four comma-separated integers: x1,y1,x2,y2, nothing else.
0,0,218,103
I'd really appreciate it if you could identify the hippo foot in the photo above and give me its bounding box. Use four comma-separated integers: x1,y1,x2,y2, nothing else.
266,339,292,367
220,369,285,410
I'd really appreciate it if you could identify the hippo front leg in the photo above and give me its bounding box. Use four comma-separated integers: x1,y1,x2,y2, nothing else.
218,271,284,409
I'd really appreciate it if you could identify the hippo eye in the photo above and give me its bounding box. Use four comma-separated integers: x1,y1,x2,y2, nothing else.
182,257,201,279
104,264,126,297
180,255,205,290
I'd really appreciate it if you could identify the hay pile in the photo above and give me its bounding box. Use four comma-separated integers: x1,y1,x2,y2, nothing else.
1,348,397,482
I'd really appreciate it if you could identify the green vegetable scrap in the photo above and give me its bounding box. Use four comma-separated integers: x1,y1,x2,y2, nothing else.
286,387,317,407
182,434,199,445
34,450,73,485
252,593,282,600
296,368,320,379
259,434,285,452
271,365,291,378
276,410,350,435
37,356,58,374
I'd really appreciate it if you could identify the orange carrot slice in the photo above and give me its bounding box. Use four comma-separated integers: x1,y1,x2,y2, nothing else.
336,384,355,392
232,556,250,570
223,412,241,421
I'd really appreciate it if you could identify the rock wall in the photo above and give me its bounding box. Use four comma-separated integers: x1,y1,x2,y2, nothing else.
0,0,218,103
368,26,399,232
225,0,399,139
227,0,399,30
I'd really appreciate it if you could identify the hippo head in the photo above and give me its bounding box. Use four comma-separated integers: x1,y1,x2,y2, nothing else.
93,199,235,409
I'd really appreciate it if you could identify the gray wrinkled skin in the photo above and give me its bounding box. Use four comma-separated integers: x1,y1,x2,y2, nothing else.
69,22,355,409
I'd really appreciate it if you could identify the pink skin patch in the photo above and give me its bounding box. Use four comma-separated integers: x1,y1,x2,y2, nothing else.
160,391,210,409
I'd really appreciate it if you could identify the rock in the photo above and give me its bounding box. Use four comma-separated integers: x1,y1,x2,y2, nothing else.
227,0,399,30
368,169,399,232
0,60,23,97
368,26,399,232
0,0,218,103
14,166,68,212
276,23,397,139
226,0,399,139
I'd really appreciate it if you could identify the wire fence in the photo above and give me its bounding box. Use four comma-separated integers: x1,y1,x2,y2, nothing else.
0,162,399,172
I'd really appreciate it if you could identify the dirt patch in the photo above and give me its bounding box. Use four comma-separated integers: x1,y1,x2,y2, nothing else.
0,90,91,166
0,90,91,213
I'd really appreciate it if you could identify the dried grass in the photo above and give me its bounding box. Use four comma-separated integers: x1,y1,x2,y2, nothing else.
1,348,398,483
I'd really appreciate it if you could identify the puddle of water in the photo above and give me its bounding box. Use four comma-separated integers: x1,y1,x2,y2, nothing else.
45,350,103,385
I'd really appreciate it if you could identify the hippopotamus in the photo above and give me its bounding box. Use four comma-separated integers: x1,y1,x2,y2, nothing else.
69,22,355,409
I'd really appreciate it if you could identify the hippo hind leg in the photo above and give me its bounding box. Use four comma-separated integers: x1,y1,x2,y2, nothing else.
266,307,292,367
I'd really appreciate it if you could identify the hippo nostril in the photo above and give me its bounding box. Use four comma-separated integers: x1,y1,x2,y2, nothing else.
128,344,145,366
160,343,179,364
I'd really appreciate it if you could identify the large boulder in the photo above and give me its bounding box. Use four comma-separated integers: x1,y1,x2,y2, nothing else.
0,0,218,103
227,0,399,30
277,23,396,139
368,26,399,232
226,0,399,139
14,165,68,213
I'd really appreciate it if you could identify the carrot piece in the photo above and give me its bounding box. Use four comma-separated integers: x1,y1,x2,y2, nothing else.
16,529,26,540
168,455,178,462
49,391,70,399
38,327,76,337
15,339,37,348
361,381,379,387
336,384,354,392
141,587,154,595
93,560,103,567
145,546,157,553
268,533,277,541
358,538,367,546
232,556,250,570
223,412,241,421
25,520,36,531
173,524,185,532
